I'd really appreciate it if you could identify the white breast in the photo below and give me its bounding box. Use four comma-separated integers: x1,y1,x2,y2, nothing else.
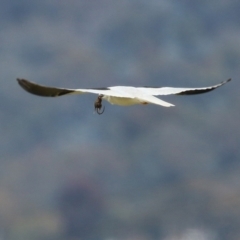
103,95,142,106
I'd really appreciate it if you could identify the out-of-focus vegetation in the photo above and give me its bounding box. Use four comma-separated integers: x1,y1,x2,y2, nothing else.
1,1,240,239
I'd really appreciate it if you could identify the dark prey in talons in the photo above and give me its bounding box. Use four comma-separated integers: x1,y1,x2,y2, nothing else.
94,94,105,115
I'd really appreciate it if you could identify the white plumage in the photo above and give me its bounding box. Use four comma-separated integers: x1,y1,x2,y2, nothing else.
17,78,231,114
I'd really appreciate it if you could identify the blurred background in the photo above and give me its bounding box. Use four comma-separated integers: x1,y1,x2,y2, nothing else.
1,0,240,239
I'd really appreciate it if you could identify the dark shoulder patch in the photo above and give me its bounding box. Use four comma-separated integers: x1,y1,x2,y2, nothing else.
87,87,110,90
55,90,75,96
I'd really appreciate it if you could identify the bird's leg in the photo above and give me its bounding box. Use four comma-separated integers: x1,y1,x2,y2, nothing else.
94,94,105,115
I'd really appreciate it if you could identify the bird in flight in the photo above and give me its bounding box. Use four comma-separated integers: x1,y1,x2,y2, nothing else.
17,78,231,114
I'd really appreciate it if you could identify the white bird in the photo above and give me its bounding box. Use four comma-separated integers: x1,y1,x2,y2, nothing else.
17,78,231,114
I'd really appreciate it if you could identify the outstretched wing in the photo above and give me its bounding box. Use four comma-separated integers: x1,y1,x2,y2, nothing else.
16,79,133,98
137,79,231,96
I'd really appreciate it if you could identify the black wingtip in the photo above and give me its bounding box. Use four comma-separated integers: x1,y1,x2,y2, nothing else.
16,78,76,97
220,78,231,85
16,78,31,91
16,78,22,84
16,78,24,83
